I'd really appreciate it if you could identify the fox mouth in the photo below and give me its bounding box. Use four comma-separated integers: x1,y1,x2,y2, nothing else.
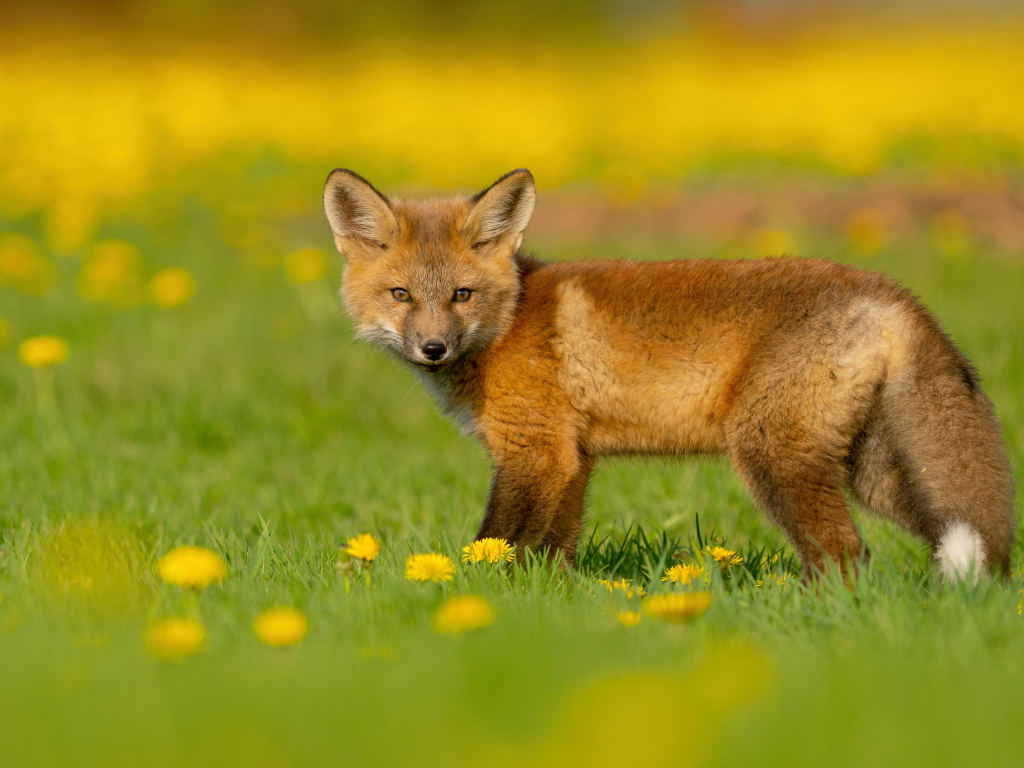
413,359,452,372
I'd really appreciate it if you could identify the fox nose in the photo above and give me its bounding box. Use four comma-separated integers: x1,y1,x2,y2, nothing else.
421,341,447,361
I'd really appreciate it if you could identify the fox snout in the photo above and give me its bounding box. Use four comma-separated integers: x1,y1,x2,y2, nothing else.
407,333,456,368
420,341,447,362
402,307,463,368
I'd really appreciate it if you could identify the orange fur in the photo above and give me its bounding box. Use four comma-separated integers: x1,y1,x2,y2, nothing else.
324,168,1016,579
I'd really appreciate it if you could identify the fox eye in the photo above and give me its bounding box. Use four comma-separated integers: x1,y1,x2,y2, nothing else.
391,288,411,302
453,288,472,302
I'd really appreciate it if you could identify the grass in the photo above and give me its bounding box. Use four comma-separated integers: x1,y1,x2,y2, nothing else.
1,194,1023,767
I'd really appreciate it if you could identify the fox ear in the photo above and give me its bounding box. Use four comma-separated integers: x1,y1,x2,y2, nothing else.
463,169,536,252
323,169,398,255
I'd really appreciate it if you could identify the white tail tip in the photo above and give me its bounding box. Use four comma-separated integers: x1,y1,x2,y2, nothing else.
936,521,987,585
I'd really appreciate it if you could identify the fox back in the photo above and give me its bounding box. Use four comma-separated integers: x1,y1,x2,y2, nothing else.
324,168,1016,583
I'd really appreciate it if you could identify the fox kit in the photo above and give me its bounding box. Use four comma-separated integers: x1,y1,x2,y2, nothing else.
323,168,1015,581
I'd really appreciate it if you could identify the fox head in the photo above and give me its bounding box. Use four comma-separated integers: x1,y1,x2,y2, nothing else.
323,169,535,370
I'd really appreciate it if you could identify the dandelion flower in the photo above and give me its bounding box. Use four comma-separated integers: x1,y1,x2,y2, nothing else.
846,209,887,255
284,247,329,284
405,553,455,583
145,617,205,660
462,537,515,564
18,335,70,368
0,233,54,295
254,607,309,647
643,592,713,622
433,595,495,634
662,564,703,585
149,268,195,307
704,546,745,567
598,578,645,598
76,240,143,305
617,610,642,627
157,546,227,589
344,533,381,562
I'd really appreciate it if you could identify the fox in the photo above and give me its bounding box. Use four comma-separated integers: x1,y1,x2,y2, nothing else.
323,167,1016,582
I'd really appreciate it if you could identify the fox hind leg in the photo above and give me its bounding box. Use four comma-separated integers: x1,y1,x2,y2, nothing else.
729,437,865,578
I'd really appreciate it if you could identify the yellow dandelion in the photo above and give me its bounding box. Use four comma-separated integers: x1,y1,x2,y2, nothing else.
344,533,381,562
704,546,745,567
462,537,515,564
598,578,646,599
433,595,495,635
617,610,642,627
643,592,713,622
0,233,54,295
157,546,227,590
754,228,795,256
405,553,456,583
76,240,144,305
662,564,704,585
846,209,887,255
253,607,309,648
758,553,782,568
145,617,205,660
149,268,195,308
284,247,329,284
930,210,970,256
18,336,69,368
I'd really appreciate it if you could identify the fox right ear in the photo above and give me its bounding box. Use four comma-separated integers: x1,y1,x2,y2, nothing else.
463,169,536,253
323,169,398,256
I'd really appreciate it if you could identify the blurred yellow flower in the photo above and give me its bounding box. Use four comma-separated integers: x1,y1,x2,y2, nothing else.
0,317,11,347
0,233,54,295
846,209,887,255
77,240,144,305
753,228,795,256
405,553,455,583
157,546,227,589
617,610,642,627
758,552,781,568
284,247,329,284
145,617,205,660
254,607,309,647
18,335,69,368
931,210,971,256
755,573,791,589
462,537,515,564
704,546,744,567
433,595,495,635
344,533,381,562
598,578,646,599
643,592,713,622
149,268,195,307
662,564,703,585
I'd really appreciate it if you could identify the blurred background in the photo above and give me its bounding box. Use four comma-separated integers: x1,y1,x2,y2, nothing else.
1,0,1023,266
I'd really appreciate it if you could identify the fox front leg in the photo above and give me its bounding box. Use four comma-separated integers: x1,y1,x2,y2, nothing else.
476,446,594,565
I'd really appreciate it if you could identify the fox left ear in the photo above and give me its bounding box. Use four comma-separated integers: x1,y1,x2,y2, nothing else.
463,169,536,253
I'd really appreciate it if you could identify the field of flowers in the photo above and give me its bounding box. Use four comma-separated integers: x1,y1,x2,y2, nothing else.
2,16,1024,768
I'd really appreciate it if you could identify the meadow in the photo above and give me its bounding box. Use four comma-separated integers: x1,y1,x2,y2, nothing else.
2,20,1024,768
